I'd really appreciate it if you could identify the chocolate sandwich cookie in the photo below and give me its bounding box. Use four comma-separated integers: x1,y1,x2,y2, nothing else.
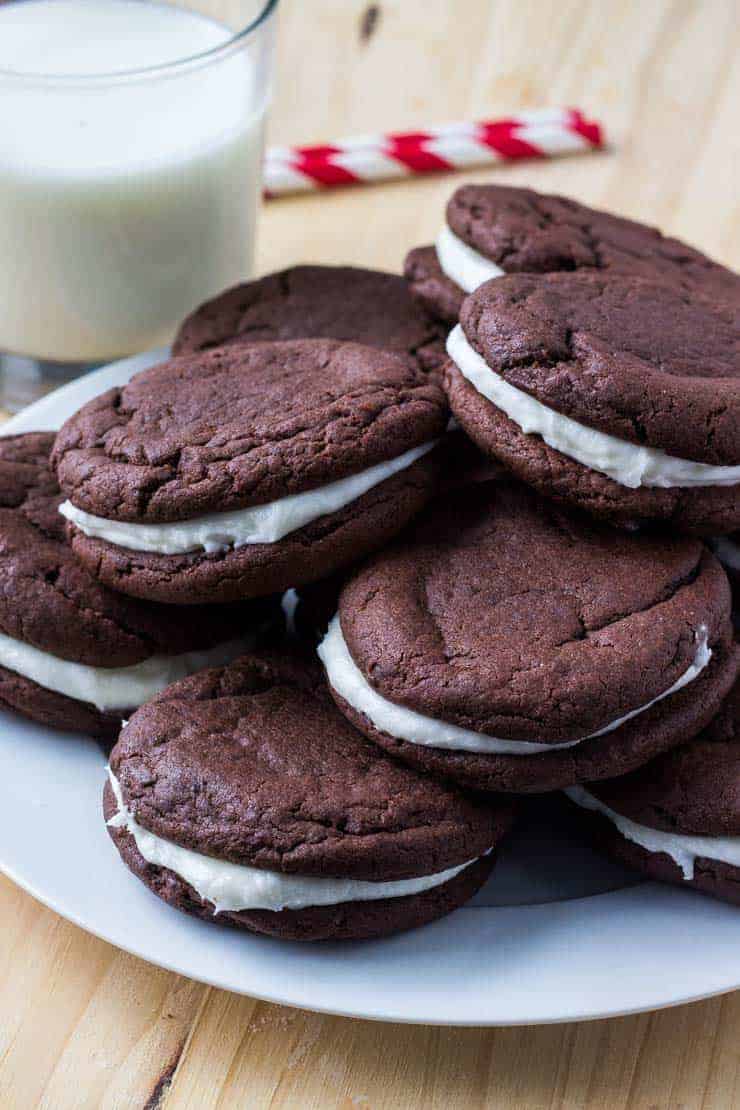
445,271,740,535
404,184,740,325
104,652,516,941
52,339,447,605
0,433,276,739
566,677,740,906
173,264,447,377
319,480,737,794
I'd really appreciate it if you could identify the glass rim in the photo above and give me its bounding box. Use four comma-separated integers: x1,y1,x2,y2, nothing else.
0,0,279,83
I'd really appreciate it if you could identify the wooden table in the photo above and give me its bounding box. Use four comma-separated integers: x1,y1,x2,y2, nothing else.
2,2,739,1106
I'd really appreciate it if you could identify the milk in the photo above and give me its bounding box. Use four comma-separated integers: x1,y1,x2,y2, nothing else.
0,0,267,362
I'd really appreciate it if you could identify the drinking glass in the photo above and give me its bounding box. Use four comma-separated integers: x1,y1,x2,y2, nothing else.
0,0,279,409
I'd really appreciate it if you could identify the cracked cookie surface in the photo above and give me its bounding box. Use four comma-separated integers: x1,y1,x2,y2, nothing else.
54,340,446,604
173,264,447,378
53,338,447,523
405,185,740,323
0,433,263,665
332,480,737,792
108,651,509,877
0,434,274,735
105,651,516,939
448,186,740,298
459,271,739,465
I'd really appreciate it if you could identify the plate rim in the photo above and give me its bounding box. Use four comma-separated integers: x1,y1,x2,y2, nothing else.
4,850,740,1027
1,353,739,1027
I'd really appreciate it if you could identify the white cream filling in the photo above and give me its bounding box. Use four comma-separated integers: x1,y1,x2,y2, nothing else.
565,785,740,881
59,441,437,556
107,770,480,913
435,224,506,293
448,325,740,490
0,630,252,712
318,615,711,756
713,535,740,572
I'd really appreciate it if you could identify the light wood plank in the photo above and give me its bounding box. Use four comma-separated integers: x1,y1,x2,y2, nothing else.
0,875,206,1108
165,995,740,1110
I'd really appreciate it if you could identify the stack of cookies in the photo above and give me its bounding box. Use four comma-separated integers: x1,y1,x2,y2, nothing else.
3,186,738,941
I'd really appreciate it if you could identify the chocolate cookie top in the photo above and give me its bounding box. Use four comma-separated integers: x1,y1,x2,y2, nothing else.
460,271,740,465
403,244,466,324
110,651,506,880
447,185,740,301
339,480,731,743
588,676,739,836
173,264,446,373
53,339,447,523
0,433,263,666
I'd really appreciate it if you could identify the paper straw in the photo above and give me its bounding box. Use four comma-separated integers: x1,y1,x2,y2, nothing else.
264,108,603,197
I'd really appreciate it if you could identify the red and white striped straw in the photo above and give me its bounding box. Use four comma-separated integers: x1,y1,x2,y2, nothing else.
264,107,603,197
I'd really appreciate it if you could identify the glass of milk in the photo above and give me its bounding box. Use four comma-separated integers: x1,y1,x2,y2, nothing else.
0,0,278,409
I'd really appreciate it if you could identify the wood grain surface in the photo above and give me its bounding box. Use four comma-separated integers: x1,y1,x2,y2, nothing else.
1,1,739,1106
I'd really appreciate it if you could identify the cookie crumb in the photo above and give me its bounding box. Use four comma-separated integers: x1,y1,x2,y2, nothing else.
359,4,380,43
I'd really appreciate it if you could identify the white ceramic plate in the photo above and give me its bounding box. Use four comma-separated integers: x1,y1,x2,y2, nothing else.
2,355,739,1026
